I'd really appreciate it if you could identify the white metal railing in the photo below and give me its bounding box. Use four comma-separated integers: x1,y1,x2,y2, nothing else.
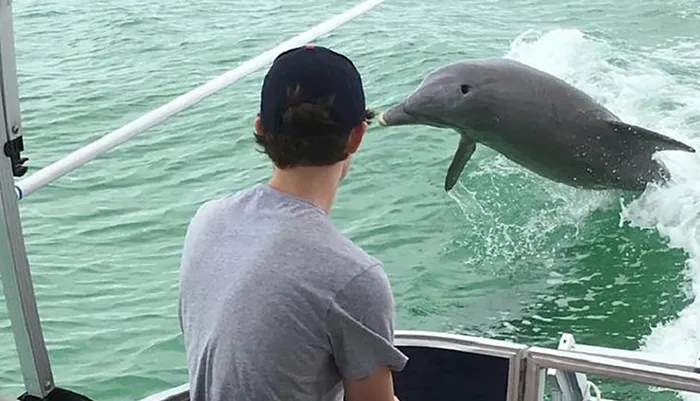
546,333,700,401
553,332,699,374
12,0,386,200
135,332,700,401
524,346,700,401
0,0,54,397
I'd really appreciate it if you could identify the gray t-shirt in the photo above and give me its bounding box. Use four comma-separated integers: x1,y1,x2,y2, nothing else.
178,183,408,401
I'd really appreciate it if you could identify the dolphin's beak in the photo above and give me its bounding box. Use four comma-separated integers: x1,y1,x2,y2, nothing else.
377,103,417,127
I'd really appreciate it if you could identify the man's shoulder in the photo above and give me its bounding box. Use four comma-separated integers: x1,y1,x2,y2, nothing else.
326,230,381,270
190,185,260,219
333,262,392,308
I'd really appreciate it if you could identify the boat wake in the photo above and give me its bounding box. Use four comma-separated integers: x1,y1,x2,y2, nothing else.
503,27,700,399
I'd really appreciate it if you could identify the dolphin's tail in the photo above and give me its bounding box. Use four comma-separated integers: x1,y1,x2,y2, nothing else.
608,120,696,153
606,120,695,189
653,158,672,184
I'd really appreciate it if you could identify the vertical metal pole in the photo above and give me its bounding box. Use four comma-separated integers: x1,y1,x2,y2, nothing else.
0,0,54,397
522,360,546,401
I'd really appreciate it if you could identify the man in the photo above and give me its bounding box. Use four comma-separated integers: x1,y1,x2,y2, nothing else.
178,44,408,401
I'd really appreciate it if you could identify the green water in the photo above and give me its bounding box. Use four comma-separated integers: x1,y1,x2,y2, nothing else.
1,0,699,400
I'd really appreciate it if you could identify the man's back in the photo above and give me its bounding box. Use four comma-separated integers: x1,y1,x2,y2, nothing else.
179,184,406,401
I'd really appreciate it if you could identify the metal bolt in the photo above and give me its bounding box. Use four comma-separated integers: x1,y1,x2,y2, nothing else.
44,381,52,390
11,126,18,134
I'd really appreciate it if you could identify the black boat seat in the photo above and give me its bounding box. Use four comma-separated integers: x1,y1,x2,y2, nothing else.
393,336,522,401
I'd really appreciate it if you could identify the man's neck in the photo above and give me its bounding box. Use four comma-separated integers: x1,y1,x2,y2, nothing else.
266,165,342,214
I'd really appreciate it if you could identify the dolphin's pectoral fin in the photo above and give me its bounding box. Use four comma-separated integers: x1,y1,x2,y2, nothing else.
607,120,696,153
444,136,477,192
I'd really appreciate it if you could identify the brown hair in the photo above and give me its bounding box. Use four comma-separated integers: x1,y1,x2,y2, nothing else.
255,85,375,169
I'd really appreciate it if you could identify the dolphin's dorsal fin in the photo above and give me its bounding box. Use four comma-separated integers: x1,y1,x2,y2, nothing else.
607,120,696,153
445,136,477,191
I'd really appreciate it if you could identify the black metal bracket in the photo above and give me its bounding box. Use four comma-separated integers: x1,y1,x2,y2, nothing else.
3,127,28,177
16,387,95,401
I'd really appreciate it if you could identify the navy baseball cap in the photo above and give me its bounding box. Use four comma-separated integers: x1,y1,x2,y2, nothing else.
259,44,366,137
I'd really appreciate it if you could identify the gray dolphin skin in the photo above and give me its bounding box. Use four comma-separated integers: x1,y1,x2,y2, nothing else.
378,58,696,192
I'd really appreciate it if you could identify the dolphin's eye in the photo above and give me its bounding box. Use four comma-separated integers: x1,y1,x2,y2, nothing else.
460,84,470,94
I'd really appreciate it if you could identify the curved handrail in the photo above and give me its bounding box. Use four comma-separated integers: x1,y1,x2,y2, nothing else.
524,346,700,401
13,0,385,200
138,330,526,401
394,329,527,359
136,330,700,401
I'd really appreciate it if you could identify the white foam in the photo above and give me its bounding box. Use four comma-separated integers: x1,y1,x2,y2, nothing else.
504,28,700,399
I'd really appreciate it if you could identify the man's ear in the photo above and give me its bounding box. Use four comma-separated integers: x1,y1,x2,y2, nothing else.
254,113,263,136
346,121,367,154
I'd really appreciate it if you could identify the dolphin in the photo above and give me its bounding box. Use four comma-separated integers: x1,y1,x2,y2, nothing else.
378,58,696,192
